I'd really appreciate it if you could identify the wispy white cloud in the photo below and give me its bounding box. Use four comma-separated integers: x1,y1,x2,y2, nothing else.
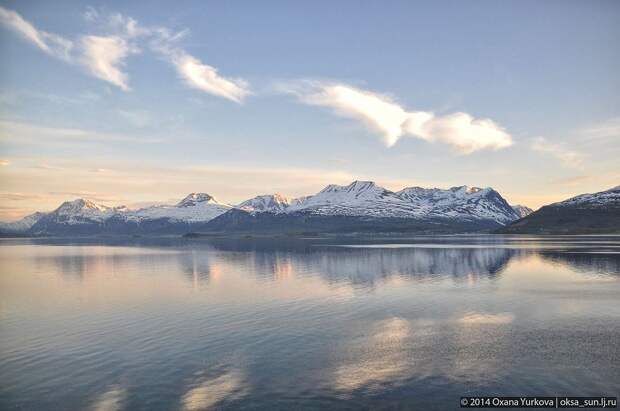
143,19,250,103
107,13,144,38
0,6,250,98
83,6,99,23
47,191,121,202
75,13,148,90
0,192,46,201
280,81,512,153
0,6,132,89
79,35,137,91
169,53,250,103
580,116,620,142
32,163,65,170
551,175,590,186
92,10,251,101
530,137,583,167
0,6,73,61
0,90,101,106
0,160,9,166
79,9,249,101
0,120,164,144
117,109,151,128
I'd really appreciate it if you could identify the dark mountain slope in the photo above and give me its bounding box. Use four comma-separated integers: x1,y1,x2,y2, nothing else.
498,186,620,234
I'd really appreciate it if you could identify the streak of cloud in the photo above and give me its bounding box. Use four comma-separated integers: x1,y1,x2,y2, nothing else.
280,81,512,153
170,52,250,103
79,35,137,91
530,137,583,167
0,6,250,99
0,6,73,60
0,120,164,144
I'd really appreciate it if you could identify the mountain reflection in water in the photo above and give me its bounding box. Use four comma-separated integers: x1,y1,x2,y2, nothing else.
0,236,618,411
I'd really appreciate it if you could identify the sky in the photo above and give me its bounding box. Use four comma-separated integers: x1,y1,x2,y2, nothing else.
0,0,619,220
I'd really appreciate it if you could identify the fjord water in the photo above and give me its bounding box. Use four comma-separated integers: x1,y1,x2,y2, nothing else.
0,236,619,410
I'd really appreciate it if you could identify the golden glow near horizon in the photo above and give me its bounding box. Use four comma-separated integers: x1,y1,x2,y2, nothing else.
1,153,618,220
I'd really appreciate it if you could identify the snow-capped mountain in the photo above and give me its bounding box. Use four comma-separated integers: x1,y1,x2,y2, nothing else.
53,198,124,221
287,181,411,218
511,205,533,218
0,212,46,234
553,185,620,208
285,181,521,224
126,193,231,223
1,182,534,236
19,194,232,236
26,199,128,235
499,185,620,234
237,194,290,213
177,193,217,207
396,185,521,224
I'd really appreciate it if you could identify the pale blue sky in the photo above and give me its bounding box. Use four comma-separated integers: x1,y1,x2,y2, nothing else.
0,0,619,219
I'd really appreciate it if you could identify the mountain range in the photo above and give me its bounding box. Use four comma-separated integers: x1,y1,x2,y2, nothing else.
498,185,620,234
0,181,536,236
3,181,617,236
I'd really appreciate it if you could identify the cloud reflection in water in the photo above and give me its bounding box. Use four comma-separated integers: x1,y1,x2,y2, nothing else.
181,370,245,411
90,385,126,411
333,317,413,392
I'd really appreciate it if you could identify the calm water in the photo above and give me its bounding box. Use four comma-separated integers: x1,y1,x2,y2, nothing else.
0,236,619,410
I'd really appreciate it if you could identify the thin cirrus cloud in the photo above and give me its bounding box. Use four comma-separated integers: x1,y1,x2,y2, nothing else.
79,35,137,91
0,120,164,144
580,117,620,144
280,81,513,153
97,12,250,101
0,6,250,102
170,52,250,103
0,6,73,61
142,22,250,103
530,137,583,168
0,6,133,90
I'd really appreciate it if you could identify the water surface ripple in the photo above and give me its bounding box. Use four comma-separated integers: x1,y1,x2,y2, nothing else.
0,236,619,410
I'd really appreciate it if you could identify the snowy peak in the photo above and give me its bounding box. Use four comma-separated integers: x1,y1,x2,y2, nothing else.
54,198,111,215
289,196,311,207
0,211,46,233
2,181,534,235
318,180,391,199
397,185,496,201
23,198,123,234
237,194,290,213
553,185,620,208
448,186,494,197
499,185,620,234
285,181,522,224
396,187,438,202
127,193,231,223
287,180,401,216
177,193,218,207
395,185,519,223
397,186,492,201
451,185,480,193
512,205,533,218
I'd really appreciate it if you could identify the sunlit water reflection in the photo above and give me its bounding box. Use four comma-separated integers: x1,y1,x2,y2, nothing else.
0,236,619,410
